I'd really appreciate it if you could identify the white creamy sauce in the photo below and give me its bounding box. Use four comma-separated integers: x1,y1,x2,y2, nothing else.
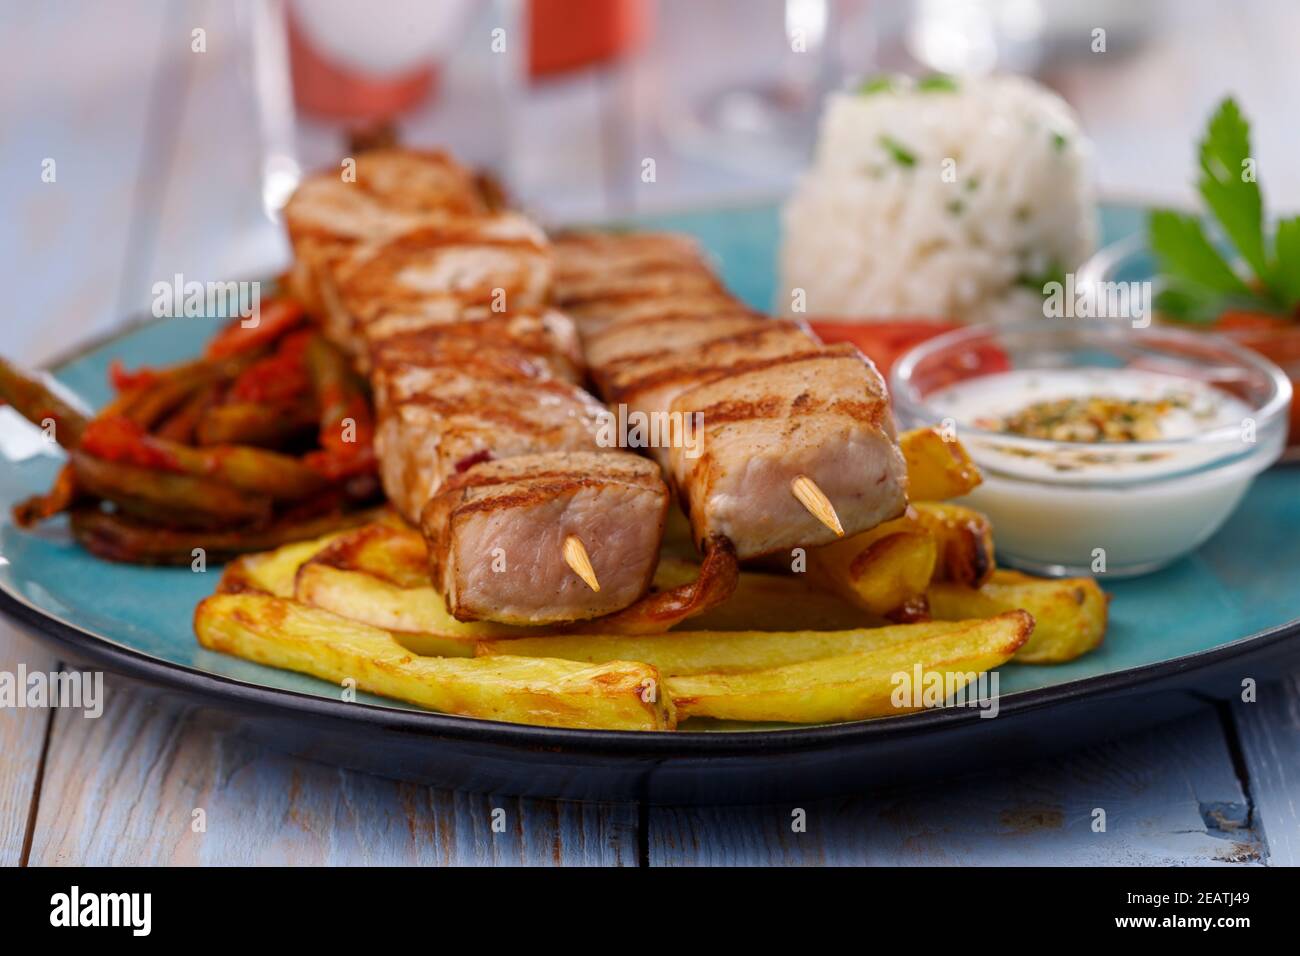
928,368,1252,482
924,368,1258,576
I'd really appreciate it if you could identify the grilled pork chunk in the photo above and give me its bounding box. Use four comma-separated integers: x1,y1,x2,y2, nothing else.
422,452,669,623
283,153,675,626
584,312,768,381
368,309,585,383
563,293,745,339
605,321,818,407
372,350,607,523
554,229,911,562
327,215,552,357
551,231,713,283
668,344,908,558
551,231,737,336
283,149,486,312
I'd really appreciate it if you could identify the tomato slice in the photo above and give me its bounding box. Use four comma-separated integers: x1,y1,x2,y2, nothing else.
809,319,962,379
809,319,1010,394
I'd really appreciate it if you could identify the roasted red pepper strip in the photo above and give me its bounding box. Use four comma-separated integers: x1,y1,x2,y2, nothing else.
79,415,179,470
109,360,163,393
205,298,305,359
304,335,375,479
80,414,326,501
229,329,313,404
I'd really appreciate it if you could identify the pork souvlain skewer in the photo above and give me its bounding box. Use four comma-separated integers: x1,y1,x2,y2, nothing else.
283,150,671,624
551,231,909,560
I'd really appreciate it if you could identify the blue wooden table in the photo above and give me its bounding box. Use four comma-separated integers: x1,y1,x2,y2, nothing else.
3,0,1299,866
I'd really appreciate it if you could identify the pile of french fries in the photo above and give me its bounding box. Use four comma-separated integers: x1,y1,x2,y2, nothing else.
194,428,1108,731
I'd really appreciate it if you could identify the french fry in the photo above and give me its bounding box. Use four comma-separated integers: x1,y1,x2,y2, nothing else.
478,617,991,675
899,427,982,501
571,536,738,634
928,569,1107,664
195,593,674,730
218,527,361,597
292,521,546,651
911,501,995,587
809,510,937,620
679,567,870,631
288,521,867,641
299,537,866,649
294,562,534,655
309,521,428,588
663,612,1031,723
598,556,873,632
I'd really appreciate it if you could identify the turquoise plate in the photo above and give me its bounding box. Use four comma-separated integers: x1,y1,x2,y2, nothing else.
2,202,1297,803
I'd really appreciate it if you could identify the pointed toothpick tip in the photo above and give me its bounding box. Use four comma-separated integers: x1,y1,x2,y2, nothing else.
791,474,845,537
563,534,601,592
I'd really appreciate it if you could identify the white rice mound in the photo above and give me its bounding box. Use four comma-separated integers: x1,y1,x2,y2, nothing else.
780,74,1096,324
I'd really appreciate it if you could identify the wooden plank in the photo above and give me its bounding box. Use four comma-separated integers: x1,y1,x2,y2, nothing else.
1232,675,1300,867
26,676,639,866
648,708,1263,866
0,627,59,865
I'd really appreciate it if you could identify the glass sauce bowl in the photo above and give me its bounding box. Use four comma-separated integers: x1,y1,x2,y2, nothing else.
890,320,1291,577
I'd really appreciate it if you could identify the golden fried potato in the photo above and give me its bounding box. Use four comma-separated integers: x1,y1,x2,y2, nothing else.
293,542,752,653
928,569,1107,664
652,558,870,631
217,529,356,597
911,501,996,587
899,427,982,501
809,510,937,620
663,612,1031,723
294,562,537,655
195,593,675,730
311,521,429,588
479,618,982,676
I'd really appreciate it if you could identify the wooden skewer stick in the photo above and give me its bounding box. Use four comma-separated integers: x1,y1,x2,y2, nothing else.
790,474,845,537
563,534,601,592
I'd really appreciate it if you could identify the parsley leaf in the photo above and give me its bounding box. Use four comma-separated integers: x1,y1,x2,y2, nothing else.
916,74,958,93
1271,216,1300,308
858,76,896,95
878,135,916,168
1149,209,1251,297
1154,286,1231,325
1015,261,1065,294
1198,98,1269,283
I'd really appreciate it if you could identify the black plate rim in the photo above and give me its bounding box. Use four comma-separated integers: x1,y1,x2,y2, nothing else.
7,302,1299,759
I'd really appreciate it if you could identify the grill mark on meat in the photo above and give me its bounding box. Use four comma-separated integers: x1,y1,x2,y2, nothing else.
553,230,908,561
688,396,786,425
388,397,599,435
608,337,820,404
451,478,632,516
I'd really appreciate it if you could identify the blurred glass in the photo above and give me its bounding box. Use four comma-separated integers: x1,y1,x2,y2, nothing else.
657,0,846,179
906,0,1044,75
241,0,300,219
